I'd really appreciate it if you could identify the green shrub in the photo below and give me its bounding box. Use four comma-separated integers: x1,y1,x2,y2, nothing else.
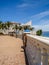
36,29,42,36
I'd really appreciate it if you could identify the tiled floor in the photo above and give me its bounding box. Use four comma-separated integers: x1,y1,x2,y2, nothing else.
0,36,26,65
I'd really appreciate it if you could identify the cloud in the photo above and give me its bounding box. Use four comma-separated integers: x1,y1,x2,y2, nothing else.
39,20,49,25
31,11,49,20
32,19,49,31
17,3,29,8
23,0,49,8
31,11,49,28
33,24,49,31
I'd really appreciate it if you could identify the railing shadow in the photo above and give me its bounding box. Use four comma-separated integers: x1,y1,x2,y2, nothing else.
21,45,29,65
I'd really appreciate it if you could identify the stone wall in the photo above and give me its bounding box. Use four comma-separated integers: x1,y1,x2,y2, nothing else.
23,34,49,65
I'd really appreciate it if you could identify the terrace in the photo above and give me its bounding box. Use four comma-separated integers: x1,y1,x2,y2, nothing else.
0,35,26,65
23,33,49,65
0,33,49,65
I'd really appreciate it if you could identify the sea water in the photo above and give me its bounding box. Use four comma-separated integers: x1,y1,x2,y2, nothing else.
42,31,49,37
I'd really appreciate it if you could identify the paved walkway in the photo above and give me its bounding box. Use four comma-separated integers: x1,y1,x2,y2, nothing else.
0,36,26,65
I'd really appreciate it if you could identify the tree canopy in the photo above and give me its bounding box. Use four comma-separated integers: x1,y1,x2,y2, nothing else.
36,29,42,36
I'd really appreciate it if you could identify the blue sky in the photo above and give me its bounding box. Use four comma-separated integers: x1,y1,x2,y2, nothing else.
0,0,49,31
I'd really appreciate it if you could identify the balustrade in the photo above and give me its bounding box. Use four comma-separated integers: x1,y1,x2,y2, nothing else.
23,34,49,65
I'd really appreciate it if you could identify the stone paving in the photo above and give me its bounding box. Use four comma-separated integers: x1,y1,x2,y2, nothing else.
0,36,26,65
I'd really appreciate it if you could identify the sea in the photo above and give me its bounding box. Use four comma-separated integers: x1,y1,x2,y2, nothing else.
24,30,49,37
42,31,49,37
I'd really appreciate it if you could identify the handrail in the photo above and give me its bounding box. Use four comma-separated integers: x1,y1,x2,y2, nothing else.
27,34,49,45
23,33,49,65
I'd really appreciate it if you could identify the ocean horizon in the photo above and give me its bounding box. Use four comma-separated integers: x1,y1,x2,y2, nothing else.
24,30,49,37
42,31,49,37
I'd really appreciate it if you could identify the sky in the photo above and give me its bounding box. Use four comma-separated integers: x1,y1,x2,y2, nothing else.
0,0,49,31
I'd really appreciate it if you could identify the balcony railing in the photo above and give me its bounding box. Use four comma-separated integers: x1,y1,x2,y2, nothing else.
23,34,49,65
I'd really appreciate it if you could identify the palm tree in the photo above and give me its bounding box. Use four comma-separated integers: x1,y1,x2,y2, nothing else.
0,24,2,29
1,23,4,29
1,23,7,30
0,21,2,29
0,21,5,34
0,21,2,24
0,21,5,30
18,26,23,35
6,21,12,30
29,27,34,31
19,26,22,30
4,23,7,29
23,26,29,30
13,24,19,37
14,24,19,31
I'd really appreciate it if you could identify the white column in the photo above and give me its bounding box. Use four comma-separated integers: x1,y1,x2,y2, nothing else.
42,48,48,65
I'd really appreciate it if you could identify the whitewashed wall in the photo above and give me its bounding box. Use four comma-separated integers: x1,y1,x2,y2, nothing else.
25,34,49,65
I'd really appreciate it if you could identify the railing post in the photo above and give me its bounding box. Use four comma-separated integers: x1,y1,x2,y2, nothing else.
42,48,48,65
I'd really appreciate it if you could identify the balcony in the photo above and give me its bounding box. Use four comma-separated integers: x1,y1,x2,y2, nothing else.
23,34,49,65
